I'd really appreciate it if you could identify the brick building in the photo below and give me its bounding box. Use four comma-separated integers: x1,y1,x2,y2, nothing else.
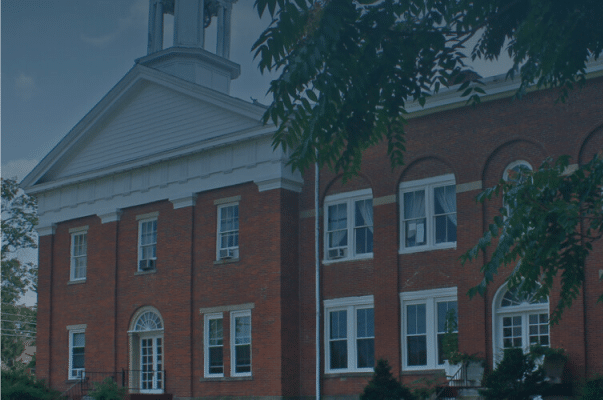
22,0,603,398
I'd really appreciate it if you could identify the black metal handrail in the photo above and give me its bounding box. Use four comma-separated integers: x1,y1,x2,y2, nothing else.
62,370,126,400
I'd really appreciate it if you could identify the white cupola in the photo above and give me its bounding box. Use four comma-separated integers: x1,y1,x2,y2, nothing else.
136,0,240,94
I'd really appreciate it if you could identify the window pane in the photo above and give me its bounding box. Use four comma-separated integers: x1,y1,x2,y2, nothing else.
357,308,374,338
407,335,427,366
330,340,348,369
407,304,426,335
355,226,373,254
357,338,374,369
330,311,347,339
235,316,251,344
209,348,223,374
328,204,347,231
235,344,251,373
209,319,223,346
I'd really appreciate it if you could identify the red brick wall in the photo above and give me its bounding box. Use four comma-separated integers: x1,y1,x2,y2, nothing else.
37,76,603,398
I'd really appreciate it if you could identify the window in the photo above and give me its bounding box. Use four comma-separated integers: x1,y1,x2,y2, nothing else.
324,295,374,373
138,219,157,271
217,204,239,260
68,328,85,379
503,161,533,217
400,174,456,253
231,310,251,376
70,231,87,281
324,189,373,262
493,284,549,364
400,288,457,370
204,313,224,377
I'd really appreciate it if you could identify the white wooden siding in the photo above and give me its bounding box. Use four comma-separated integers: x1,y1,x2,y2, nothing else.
54,82,260,179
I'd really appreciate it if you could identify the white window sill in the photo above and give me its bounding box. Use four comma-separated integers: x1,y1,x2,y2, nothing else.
399,243,456,255
324,369,374,376
67,279,86,285
214,258,240,265
135,269,157,275
322,253,373,265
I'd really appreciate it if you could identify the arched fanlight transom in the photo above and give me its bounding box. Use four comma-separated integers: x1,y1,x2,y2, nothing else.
500,286,547,307
134,311,163,332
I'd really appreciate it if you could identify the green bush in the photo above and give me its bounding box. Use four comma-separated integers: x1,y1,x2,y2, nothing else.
360,359,414,400
480,348,548,399
581,375,603,400
88,377,127,400
0,364,63,400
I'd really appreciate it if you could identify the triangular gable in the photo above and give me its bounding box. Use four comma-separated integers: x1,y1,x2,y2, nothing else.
22,64,268,189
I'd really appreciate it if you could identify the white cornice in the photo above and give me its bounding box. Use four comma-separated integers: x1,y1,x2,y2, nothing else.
405,58,603,117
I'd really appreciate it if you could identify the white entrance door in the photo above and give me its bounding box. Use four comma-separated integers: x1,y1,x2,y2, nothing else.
140,336,163,393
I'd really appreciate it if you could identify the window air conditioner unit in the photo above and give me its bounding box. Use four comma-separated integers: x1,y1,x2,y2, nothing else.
139,259,156,270
328,248,347,259
219,248,238,259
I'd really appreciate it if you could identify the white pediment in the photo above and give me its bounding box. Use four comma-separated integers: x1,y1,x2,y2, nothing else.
22,65,269,189
41,81,262,184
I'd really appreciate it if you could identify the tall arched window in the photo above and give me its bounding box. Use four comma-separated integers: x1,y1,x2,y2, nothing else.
502,160,533,217
129,307,165,394
492,284,549,364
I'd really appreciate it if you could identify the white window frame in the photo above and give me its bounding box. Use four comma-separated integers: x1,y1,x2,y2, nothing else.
68,327,86,380
324,295,375,374
323,189,373,263
400,287,457,371
204,313,224,378
70,230,87,281
138,218,157,272
230,310,251,377
217,203,239,261
399,174,457,254
492,283,549,365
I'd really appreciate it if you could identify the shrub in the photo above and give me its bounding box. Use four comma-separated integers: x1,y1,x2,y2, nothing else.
480,348,548,399
88,377,127,400
0,364,63,400
581,375,603,400
360,359,414,400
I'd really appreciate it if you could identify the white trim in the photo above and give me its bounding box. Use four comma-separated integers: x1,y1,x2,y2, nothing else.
68,327,86,380
323,295,375,374
204,312,225,378
138,218,158,271
491,283,550,365
66,324,87,331
399,174,457,254
70,230,88,282
400,287,458,371
503,160,533,182
170,194,197,209
216,202,239,261
199,303,255,314
36,224,56,237
230,309,252,377
323,189,374,263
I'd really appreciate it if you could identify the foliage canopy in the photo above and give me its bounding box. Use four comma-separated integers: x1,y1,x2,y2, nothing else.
253,0,602,176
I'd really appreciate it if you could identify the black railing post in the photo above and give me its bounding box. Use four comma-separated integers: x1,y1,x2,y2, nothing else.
122,368,126,388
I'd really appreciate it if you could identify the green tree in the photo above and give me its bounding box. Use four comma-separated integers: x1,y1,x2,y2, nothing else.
252,0,603,319
360,359,414,399
253,0,602,176
1,177,38,367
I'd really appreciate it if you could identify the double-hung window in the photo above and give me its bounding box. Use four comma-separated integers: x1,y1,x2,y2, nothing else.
70,228,87,281
204,313,224,377
138,217,157,271
400,288,457,370
400,174,456,253
217,203,239,260
231,310,251,376
324,189,373,262
324,296,375,373
68,326,86,379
